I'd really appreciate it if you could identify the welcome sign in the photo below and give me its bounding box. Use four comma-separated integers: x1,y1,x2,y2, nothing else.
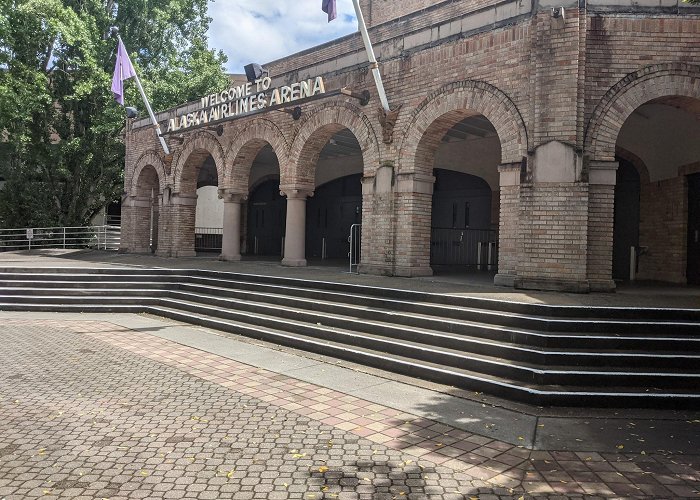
166,76,326,132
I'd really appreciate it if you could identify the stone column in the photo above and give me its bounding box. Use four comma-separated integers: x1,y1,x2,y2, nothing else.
587,160,618,292
220,190,246,262
494,162,522,287
281,188,313,267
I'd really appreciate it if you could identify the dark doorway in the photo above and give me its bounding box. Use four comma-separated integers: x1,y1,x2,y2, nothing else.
247,179,286,256
612,159,641,281
688,173,700,285
430,169,495,268
306,174,362,259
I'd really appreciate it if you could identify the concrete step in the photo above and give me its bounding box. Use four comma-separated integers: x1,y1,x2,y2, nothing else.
0,268,698,408
1,292,699,391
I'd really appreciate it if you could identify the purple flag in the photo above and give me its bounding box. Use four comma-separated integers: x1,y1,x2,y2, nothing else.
322,0,336,22
111,39,137,105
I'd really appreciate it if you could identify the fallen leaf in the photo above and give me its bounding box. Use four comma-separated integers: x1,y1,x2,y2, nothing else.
318,466,329,473
616,445,624,450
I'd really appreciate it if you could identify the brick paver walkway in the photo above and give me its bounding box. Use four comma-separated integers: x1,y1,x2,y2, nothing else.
0,319,698,499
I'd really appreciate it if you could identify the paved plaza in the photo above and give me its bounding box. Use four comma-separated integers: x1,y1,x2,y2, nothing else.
0,310,698,500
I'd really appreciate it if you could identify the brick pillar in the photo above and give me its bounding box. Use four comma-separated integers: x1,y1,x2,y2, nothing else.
156,190,173,257
220,190,246,262
587,161,618,292
494,163,521,287
119,202,137,253
160,193,197,258
359,165,395,276
151,201,159,254
514,141,590,292
281,188,313,267
393,173,434,277
119,196,151,253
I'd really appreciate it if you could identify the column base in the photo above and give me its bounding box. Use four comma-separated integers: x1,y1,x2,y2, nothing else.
173,250,197,258
493,273,516,287
282,258,307,267
219,253,242,262
359,263,393,276
393,265,433,278
155,249,172,258
514,277,591,293
588,279,616,293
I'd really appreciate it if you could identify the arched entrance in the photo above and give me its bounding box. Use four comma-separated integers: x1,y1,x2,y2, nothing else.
398,81,528,278
412,111,502,274
131,164,161,253
304,127,364,262
613,96,700,283
287,104,374,267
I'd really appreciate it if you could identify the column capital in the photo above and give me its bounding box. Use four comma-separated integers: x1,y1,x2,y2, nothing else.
499,162,523,187
280,186,314,200
588,160,619,185
218,188,247,203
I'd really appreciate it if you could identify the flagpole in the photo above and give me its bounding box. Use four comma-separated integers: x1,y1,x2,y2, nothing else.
350,0,390,112
111,28,170,155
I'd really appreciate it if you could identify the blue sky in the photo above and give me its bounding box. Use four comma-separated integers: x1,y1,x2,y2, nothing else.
207,0,358,74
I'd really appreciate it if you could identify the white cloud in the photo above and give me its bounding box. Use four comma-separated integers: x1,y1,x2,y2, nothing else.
207,0,358,73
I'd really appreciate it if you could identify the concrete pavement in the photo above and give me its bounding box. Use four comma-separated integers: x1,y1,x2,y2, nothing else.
0,250,698,498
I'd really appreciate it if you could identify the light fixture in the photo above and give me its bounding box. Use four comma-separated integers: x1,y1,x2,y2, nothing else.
244,63,269,83
125,106,139,118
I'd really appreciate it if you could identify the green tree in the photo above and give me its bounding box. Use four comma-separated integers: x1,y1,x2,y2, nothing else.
0,0,228,227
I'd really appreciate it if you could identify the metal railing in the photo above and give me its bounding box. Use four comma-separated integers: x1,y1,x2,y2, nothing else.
430,227,497,269
194,227,223,252
0,225,121,251
348,224,361,273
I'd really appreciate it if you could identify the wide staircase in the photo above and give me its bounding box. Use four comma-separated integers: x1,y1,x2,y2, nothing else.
0,267,698,408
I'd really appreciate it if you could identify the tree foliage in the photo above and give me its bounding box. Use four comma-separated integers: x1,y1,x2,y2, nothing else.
0,0,228,227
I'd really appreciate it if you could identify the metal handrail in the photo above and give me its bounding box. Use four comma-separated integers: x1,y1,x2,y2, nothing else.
0,225,121,251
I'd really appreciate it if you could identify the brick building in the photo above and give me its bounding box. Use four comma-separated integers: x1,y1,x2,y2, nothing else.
121,0,700,292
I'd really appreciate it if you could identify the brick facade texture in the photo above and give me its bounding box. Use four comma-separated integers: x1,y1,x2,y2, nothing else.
122,0,700,290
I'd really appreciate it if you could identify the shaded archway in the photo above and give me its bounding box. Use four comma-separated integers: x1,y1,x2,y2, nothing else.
169,132,225,257
613,96,700,283
394,81,525,278
124,151,167,254
283,102,374,266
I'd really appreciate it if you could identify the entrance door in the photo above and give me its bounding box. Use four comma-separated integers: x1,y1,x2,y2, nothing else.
612,161,640,280
688,173,700,285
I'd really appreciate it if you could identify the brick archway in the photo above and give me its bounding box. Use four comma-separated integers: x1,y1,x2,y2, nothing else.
399,80,528,176
172,131,226,193
585,63,700,162
222,118,289,194
288,100,380,189
131,151,167,196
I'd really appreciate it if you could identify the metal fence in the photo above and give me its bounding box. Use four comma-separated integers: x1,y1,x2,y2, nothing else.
194,227,223,252
430,227,497,269
0,225,121,251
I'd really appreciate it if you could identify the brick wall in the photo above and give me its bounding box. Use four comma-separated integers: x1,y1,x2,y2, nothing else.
122,1,700,288
638,177,687,283
517,184,589,287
